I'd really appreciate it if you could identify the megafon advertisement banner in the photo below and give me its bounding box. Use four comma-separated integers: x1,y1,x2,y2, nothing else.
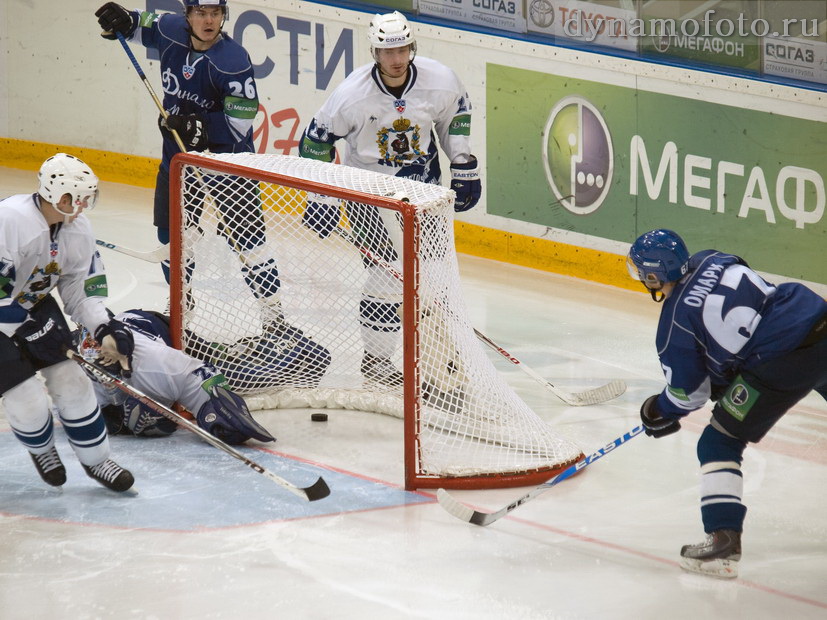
486,64,826,283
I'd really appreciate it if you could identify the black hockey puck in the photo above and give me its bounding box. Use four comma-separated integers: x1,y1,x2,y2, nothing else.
311,413,328,422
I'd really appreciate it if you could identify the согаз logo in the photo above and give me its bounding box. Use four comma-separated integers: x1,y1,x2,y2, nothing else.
542,96,613,215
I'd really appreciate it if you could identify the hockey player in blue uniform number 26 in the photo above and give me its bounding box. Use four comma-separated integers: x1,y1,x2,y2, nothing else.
298,11,481,387
0,155,136,493
627,229,827,579
94,0,285,332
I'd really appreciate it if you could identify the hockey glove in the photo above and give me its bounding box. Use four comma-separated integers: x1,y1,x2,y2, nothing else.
95,3,136,39
95,319,134,377
160,113,209,151
450,155,481,212
15,316,73,366
122,397,178,437
302,195,340,239
640,394,681,438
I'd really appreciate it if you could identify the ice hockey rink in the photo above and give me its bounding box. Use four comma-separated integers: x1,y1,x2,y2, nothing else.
0,166,825,619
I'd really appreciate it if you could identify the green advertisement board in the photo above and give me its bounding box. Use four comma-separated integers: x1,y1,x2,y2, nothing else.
486,63,826,283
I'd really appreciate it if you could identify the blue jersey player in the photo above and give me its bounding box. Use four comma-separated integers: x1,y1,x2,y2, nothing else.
627,229,827,579
95,0,285,331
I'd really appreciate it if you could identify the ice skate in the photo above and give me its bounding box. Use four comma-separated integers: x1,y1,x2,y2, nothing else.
83,459,135,492
30,447,67,487
361,352,403,387
679,529,741,579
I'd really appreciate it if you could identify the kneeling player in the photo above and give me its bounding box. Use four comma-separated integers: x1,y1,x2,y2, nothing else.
78,309,275,444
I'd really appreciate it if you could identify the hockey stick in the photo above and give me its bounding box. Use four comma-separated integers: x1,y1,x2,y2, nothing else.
437,425,644,526
332,225,625,406
67,350,331,501
96,239,170,263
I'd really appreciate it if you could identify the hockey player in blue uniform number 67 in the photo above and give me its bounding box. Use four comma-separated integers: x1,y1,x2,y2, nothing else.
298,11,481,388
627,229,827,579
0,154,136,493
94,0,286,333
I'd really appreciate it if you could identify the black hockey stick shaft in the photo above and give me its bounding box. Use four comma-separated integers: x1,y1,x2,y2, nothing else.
68,350,330,501
437,425,644,526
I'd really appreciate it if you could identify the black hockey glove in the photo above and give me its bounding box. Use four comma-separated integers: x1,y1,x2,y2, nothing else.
95,319,134,377
302,198,339,239
160,113,209,151
640,394,681,438
450,155,481,212
95,3,136,40
15,316,73,366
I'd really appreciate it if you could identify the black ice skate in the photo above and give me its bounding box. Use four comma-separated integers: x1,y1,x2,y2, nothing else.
30,447,67,487
83,459,135,492
361,352,403,388
679,529,741,579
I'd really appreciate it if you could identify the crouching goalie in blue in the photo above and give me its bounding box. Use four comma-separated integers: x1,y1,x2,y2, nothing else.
627,229,827,579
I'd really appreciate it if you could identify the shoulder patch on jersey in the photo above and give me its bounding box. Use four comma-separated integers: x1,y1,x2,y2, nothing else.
449,114,471,136
84,275,108,297
224,95,258,119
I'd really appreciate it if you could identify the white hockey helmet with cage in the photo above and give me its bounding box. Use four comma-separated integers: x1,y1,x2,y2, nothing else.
369,11,417,62
38,153,99,217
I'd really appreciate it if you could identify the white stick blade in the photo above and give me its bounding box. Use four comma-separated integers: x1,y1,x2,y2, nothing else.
436,488,477,523
563,379,627,406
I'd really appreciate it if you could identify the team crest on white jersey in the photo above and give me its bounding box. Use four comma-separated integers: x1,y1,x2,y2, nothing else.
377,117,423,164
394,99,406,114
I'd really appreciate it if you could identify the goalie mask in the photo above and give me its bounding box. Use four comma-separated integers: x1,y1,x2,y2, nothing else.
38,153,99,221
627,229,690,302
196,385,275,445
368,11,416,63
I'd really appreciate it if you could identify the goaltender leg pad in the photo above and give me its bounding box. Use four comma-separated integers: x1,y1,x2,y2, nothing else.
196,385,275,444
191,326,332,392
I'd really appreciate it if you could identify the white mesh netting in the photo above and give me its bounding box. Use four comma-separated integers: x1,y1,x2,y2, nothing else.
171,152,581,487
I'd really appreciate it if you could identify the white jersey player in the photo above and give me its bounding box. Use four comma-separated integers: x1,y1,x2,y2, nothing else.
299,11,481,387
81,309,275,445
0,154,135,492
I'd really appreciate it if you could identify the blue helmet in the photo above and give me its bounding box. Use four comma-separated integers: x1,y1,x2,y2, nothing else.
627,229,690,291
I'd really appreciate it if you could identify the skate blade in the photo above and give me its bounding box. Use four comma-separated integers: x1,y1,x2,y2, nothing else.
679,556,739,579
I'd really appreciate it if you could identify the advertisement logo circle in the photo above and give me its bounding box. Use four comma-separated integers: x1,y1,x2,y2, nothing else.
542,96,613,215
528,0,554,28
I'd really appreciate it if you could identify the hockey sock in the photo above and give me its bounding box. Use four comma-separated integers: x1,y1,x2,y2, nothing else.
360,298,401,359
697,424,748,532
3,376,56,453
42,361,110,466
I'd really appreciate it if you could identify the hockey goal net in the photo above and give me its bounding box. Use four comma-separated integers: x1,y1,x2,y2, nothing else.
169,152,582,489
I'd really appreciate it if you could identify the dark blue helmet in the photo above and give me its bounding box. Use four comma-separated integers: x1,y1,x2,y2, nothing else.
183,0,228,19
627,229,690,291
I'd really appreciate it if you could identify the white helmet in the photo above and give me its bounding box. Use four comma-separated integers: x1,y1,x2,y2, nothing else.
368,11,417,61
38,153,99,217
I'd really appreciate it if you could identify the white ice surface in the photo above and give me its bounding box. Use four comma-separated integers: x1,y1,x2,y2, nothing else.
0,167,825,619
